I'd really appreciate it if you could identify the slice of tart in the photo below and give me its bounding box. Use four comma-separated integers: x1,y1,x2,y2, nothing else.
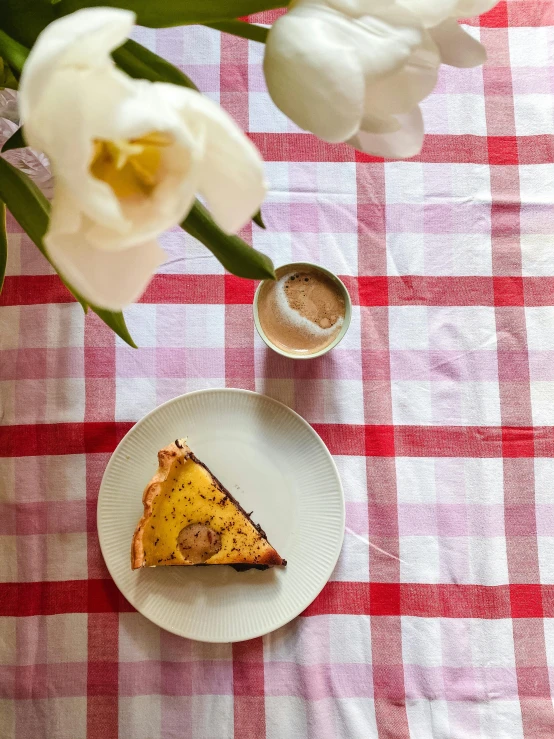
131,439,286,570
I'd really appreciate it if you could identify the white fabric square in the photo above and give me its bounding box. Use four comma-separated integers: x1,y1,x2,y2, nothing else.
478,700,525,739
462,458,504,506
400,536,440,583
265,162,292,196
519,165,554,205
509,26,550,68
428,307,497,352
46,304,85,348
0,700,14,739
0,307,20,350
253,231,293,266
119,613,161,663
446,94,488,136
406,698,451,739
402,617,443,667
423,234,493,276
542,619,554,666
333,698,378,739
267,697,309,739
468,620,516,668
264,616,331,665
538,537,554,584
47,697,87,739
315,234,359,275
466,537,509,586
45,455,86,502
530,382,554,425
116,378,158,422
430,381,501,426
295,379,365,424
527,307,554,349
115,305,157,348
46,533,88,581
45,378,85,424
514,94,554,136
535,459,554,505
329,616,372,664
331,527,370,582
0,536,17,582
389,307,429,350
181,24,220,64
119,696,160,739
391,381,433,425
316,163,357,202
0,381,15,425
396,457,437,504
183,304,225,348
427,163,491,205
386,233,426,276
250,91,290,132
385,162,425,204
334,456,367,503
0,617,15,665
338,306,361,351
158,228,224,275
5,233,20,277
47,613,88,663
522,235,554,277
0,458,14,504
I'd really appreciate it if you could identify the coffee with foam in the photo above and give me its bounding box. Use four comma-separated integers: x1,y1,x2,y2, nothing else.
257,266,346,356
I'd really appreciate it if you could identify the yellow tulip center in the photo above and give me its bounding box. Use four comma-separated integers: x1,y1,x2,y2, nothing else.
90,131,173,198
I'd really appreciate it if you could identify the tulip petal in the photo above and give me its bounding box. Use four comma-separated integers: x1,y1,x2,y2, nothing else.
264,13,365,143
430,19,487,67
350,107,425,159
365,34,439,115
153,85,266,234
19,8,135,134
44,226,166,311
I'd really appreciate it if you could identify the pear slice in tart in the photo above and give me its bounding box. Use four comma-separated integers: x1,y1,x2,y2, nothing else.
131,439,286,570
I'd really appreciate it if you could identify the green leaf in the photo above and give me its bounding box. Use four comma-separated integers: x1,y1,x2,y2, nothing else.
0,0,58,48
0,200,7,296
182,201,275,280
203,20,268,43
0,157,137,346
2,127,26,152
0,58,19,90
252,209,266,229
0,29,29,77
56,0,287,28
93,308,137,348
113,39,198,90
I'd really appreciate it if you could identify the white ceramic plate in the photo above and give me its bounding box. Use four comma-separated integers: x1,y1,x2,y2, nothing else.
98,389,345,642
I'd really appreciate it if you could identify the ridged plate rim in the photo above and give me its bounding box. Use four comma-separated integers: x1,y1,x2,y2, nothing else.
97,388,345,642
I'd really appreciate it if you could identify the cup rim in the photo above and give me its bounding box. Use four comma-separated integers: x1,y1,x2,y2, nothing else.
253,261,352,360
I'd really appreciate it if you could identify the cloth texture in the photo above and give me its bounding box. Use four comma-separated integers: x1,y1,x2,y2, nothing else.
2,4,554,737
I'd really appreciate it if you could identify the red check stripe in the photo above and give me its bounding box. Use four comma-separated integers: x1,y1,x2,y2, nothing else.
2,423,553,458
4,275,554,308
3,580,554,620
245,133,554,164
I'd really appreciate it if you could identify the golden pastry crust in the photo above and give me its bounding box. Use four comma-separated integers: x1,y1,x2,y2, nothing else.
131,439,286,570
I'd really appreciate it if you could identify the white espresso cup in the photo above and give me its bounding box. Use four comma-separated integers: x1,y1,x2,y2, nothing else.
253,262,352,360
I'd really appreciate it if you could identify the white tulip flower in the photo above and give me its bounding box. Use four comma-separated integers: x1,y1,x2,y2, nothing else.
19,8,267,310
264,0,497,159
398,0,498,67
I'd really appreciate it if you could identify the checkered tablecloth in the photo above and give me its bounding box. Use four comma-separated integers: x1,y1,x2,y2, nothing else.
2,3,554,738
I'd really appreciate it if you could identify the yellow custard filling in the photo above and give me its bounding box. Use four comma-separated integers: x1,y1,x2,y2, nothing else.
141,455,272,566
